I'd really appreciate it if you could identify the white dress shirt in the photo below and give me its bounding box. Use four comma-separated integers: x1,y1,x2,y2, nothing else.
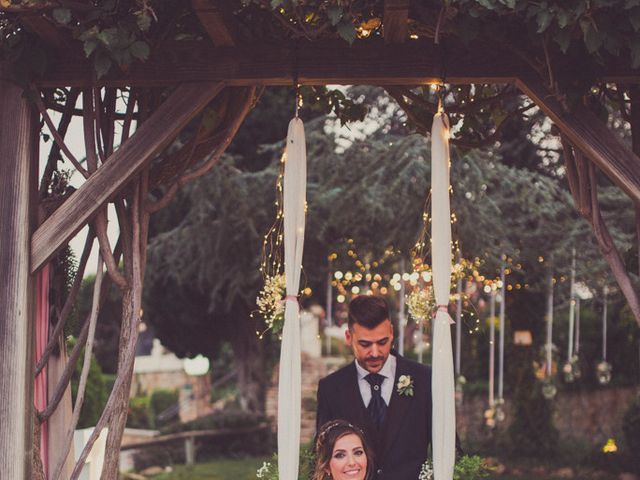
355,354,397,407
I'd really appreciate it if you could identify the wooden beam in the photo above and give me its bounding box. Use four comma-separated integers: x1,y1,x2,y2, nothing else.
30,82,225,273
191,0,237,46
0,80,37,480
20,14,79,53
516,77,640,204
384,0,409,44
22,39,529,88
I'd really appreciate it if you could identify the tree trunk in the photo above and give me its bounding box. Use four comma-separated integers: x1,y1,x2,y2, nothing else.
230,310,265,413
0,80,38,480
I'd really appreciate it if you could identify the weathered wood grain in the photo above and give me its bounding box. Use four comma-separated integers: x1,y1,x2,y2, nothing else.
0,80,37,480
22,39,528,88
383,0,409,44
30,82,225,273
192,0,237,46
517,77,640,204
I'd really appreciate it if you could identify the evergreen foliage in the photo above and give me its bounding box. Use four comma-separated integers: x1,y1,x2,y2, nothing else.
506,346,558,457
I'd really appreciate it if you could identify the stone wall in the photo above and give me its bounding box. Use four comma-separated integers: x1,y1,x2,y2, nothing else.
458,387,637,446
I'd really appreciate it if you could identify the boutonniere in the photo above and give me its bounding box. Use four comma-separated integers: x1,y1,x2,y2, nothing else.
396,374,414,397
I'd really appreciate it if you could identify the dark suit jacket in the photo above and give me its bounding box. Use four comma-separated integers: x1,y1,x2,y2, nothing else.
316,355,432,480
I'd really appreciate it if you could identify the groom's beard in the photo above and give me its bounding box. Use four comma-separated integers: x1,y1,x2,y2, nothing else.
363,356,385,371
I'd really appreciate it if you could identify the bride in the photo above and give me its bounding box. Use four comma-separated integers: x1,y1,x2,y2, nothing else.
313,420,375,480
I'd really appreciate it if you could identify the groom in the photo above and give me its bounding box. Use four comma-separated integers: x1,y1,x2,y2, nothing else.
316,295,432,480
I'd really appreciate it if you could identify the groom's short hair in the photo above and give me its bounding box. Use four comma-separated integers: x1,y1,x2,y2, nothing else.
348,295,390,330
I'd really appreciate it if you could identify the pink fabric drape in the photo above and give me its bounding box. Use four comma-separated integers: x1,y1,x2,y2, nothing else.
35,264,50,478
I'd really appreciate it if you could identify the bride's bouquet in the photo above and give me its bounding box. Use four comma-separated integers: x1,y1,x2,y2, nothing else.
419,456,492,480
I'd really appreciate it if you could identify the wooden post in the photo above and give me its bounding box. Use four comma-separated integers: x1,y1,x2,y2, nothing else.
184,436,196,466
0,80,37,479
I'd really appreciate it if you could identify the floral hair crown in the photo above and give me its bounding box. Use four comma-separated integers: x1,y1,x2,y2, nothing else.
316,420,363,447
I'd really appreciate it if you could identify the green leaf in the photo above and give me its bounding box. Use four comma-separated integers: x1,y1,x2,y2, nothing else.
476,0,496,9
536,10,552,33
327,6,343,26
97,27,119,48
78,25,99,42
94,51,112,79
136,11,152,32
52,8,71,25
498,0,516,8
83,39,99,58
270,0,283,8
336,19,356,44
129,41,150,61
554,28,572,53
583,22,603,53
556,10,571,29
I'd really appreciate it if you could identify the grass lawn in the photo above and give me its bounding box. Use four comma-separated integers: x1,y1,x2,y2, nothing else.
149,457,269,480
139,458,550,480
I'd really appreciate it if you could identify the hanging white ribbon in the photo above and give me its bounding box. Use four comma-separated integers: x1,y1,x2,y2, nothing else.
277,117,307,480
430,109,456,480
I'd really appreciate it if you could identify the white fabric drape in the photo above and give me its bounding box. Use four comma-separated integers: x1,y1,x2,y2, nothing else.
431,110,456,480
277,117,307,480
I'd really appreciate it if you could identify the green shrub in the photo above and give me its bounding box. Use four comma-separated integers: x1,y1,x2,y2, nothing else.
128,395,154,429
506,346,558,457
69,338,109,429
150,388,179,423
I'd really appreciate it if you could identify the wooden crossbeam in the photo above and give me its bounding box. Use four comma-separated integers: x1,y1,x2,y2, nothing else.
20,14,79,53
516,77,640,204
30,82,225,273
383,0,409,44
192,0,237,46
20,39,527,88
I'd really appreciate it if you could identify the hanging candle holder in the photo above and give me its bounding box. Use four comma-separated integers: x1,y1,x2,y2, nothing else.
597,285,612,386
563,354,580,383
596,360,612,385
494,397,506,423
542,377,558,400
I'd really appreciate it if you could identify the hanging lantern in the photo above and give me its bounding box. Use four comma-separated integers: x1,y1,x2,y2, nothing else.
542,378,557,400
562,355,580,383
596,361,612,385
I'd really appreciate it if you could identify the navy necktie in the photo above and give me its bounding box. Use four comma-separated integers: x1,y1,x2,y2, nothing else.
365,373,387,429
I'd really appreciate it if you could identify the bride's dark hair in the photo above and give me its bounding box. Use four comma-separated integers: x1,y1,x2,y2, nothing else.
313,419,374,480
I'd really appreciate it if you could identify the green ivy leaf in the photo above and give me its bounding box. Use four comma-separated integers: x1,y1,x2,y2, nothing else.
97,28,119,48
476,0,496,9
554,28,572,53
336,19,356,44
136,11,152,32
536,10,552,33
556,9,570,28
130,41,150,61
582,22,603,53
94,51,112,79
498,0,516,8
52,8,71,25
327,5,343,26
83,39,98,58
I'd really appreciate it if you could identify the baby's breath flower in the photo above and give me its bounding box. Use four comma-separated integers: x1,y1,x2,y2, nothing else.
256,274,286,334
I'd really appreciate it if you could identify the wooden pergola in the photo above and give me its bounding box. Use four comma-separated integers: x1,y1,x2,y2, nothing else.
1,1,639,478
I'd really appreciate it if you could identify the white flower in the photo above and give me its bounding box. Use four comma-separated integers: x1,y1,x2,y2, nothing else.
398,375,411,388
256,461,272,478
396,375,414,396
